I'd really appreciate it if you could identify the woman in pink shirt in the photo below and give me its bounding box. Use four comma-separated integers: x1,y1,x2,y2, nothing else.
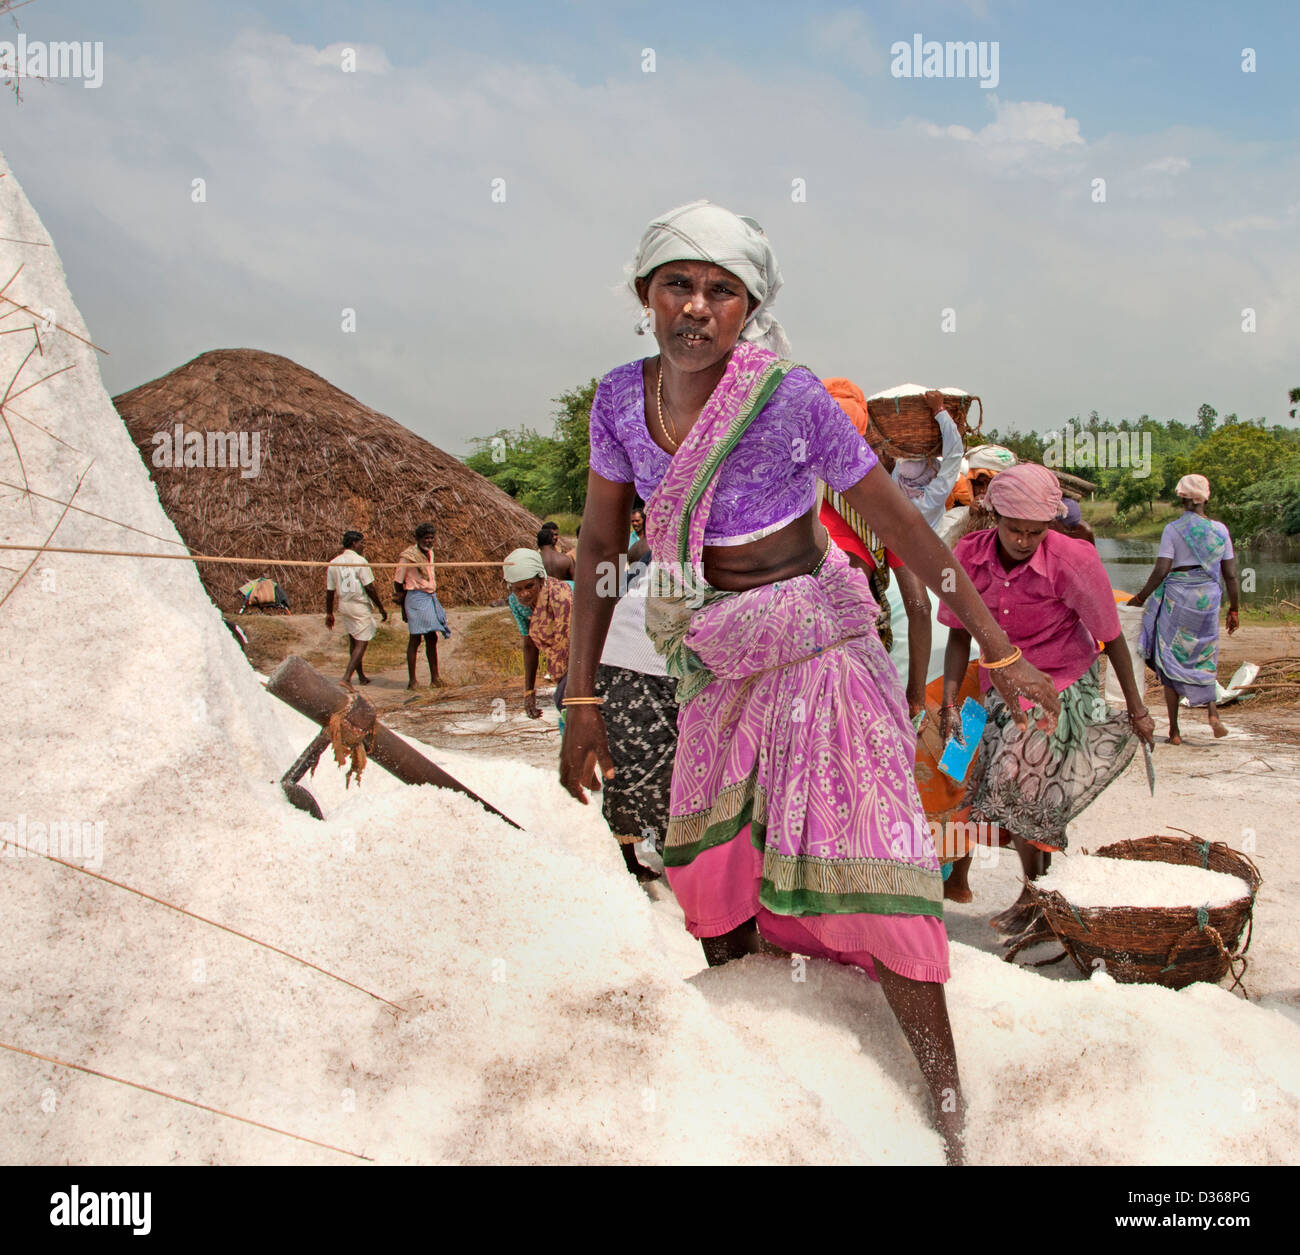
938,464,1156,936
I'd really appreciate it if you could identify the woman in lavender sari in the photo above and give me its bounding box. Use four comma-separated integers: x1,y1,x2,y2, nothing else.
1131,474,1240,743
559,201,1059,1163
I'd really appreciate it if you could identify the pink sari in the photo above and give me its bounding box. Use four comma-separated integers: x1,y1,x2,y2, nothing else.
644,343,948,983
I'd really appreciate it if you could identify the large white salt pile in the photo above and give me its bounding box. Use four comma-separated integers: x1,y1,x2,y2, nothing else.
2,150,1299,1166
0,151,889,1165
1037,856,1249,910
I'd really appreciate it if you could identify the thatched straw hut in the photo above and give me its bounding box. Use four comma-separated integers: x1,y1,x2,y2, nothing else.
113,349,542,612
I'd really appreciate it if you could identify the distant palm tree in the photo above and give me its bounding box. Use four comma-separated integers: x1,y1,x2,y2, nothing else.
1290,387,1300,421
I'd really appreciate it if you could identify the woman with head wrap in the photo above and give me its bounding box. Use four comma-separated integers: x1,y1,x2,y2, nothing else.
504,547,574,719
558,199,1060,1163
1129,474,1239,743
938,444,1018,545
938,463,1155,931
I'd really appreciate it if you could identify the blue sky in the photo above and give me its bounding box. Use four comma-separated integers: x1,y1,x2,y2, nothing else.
2,0,1297,454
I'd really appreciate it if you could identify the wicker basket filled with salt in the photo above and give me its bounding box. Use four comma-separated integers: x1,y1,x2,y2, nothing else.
1018,835,1260,995
864,384,983,468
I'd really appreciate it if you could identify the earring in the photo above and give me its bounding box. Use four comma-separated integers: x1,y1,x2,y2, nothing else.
636,306,652,336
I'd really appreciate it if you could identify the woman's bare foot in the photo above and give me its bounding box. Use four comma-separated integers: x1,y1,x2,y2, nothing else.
1210,717,1228,738
406,681,419,691
356,674,371,685
990,886,1040,937
944,855,973,904
1167,733,1182,745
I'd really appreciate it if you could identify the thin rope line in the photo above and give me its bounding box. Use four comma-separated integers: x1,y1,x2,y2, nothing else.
0,838,403,1011
0,461,90,611
4,359,75,403
0,1041,373,1161
0,543,500,569
0,336,37,492
0,294,109,354
1,399,83,449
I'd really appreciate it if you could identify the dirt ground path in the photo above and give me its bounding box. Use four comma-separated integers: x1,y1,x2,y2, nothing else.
243,610,1300,785
241,605,564,769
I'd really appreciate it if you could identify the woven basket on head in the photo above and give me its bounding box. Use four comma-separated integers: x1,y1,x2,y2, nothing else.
1014,835,1260,996
864,388,983,468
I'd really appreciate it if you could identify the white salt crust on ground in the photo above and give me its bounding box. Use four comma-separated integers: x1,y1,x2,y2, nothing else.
1036,856,1248,910
2,150,1299,1165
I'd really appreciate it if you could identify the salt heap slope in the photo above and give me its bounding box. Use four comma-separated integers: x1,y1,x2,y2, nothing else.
0,153,883,1165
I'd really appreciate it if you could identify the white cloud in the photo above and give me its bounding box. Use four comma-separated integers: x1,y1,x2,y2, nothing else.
916,98,1086,177
970,98,1085,149
1144,155,1190,174
1,27,1296,454
805,9,885,76
306,42,393,74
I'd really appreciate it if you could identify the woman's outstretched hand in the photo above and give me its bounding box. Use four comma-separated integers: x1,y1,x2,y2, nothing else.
987,656,1060,733
560,706,616,804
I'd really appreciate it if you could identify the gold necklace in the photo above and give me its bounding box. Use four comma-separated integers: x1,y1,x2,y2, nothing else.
655,361,679,451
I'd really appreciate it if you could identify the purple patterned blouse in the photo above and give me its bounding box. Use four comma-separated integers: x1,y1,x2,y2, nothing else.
588,358,877,544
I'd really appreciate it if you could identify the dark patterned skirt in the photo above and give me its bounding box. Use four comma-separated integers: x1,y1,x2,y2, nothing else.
593,664,679,853
965,661,1137,852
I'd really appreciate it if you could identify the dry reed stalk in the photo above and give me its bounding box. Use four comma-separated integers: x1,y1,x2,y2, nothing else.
0,1041,373,1161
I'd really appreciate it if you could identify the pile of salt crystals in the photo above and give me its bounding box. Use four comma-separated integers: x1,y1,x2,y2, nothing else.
866,383,973,400
1036,855,1247,911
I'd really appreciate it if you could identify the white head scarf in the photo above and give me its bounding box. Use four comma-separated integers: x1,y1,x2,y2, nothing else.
503,549,546,583
630,200,792,356
1175,473,1211,503
893,458,938,498
966,444,1019,474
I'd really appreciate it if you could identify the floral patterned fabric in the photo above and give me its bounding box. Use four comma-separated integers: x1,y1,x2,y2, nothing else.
528,577,572,681
1138,566,1222,705
966,661,1137,852
588,355,876,544
664,544,945,921
636,343,944,927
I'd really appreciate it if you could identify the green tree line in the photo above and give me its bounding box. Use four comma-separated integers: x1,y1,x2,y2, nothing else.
465,384,1300,541
464,379,597,518
984,399,1300,538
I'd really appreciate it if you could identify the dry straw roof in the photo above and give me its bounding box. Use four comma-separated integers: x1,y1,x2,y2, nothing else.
113,348,542,613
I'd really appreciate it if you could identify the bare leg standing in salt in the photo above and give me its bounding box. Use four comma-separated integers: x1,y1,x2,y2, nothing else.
560,201,1062,1164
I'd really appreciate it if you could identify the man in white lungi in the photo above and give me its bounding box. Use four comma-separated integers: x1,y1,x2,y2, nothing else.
325,530,388,687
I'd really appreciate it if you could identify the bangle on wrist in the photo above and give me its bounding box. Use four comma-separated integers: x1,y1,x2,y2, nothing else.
979,645,1023,671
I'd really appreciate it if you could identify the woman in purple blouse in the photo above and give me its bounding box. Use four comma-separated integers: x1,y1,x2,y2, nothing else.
559,200,1059,1163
